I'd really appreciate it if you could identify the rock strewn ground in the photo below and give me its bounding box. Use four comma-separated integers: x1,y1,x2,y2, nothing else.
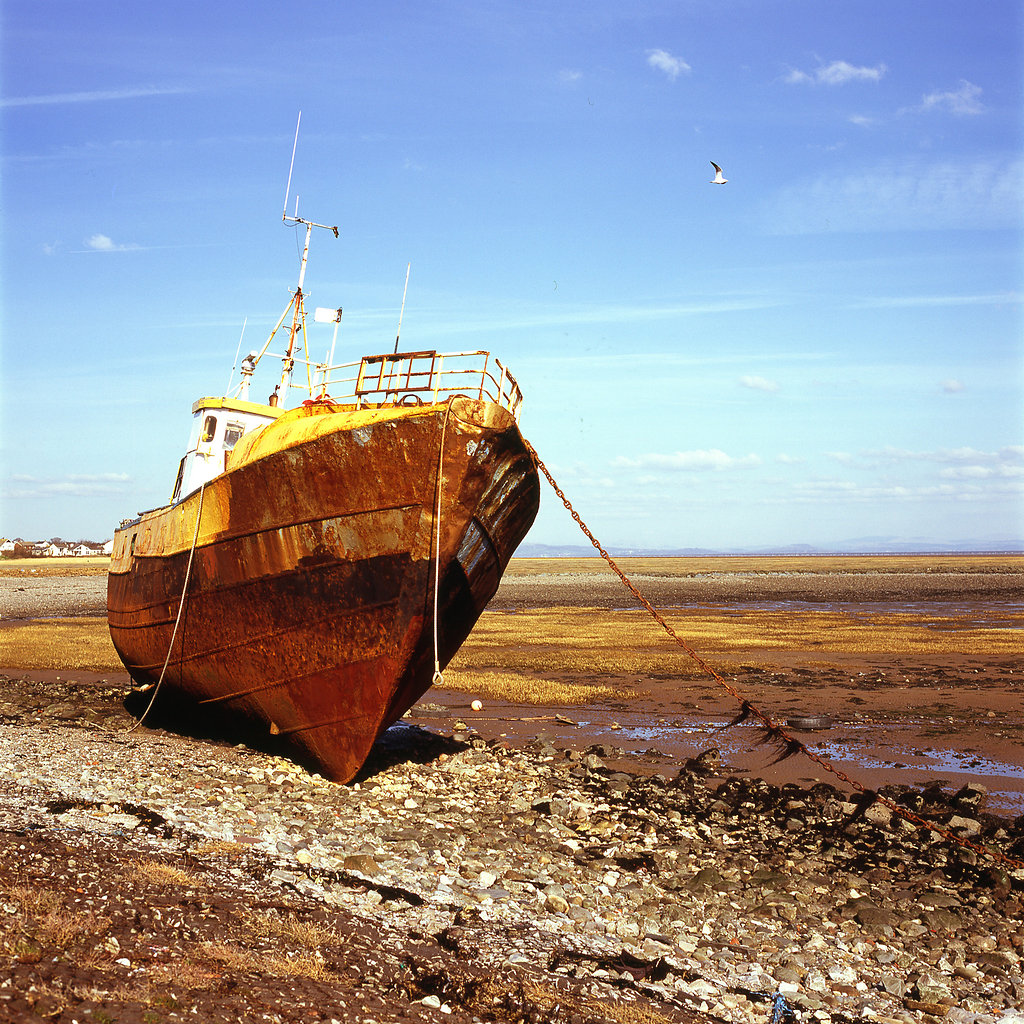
1,674,1023,1024
0,575,107,620
4,564,1024,620
487,569,1024,610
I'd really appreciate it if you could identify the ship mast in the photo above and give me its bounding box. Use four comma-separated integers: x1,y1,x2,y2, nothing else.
232,113,341,406
275,112,339,402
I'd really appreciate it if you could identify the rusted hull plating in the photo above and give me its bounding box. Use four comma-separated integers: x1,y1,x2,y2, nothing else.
107,397,539,781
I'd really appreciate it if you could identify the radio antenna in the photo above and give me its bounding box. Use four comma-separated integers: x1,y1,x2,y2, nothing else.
282,112,301,221
225,317,248,396
393,262,411,353
275,112,339,397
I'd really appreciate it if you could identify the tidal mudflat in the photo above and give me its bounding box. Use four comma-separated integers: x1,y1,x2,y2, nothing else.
437,554,1024,815
1,553,1022,809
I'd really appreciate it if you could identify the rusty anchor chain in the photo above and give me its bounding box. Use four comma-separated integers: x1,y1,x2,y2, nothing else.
523,439,1024,871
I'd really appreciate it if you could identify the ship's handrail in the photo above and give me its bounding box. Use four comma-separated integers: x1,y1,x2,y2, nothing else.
321,349,523,420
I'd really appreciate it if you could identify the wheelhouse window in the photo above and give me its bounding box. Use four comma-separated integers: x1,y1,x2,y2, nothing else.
223,423,245,450
201,415,218,443
171,457,185,502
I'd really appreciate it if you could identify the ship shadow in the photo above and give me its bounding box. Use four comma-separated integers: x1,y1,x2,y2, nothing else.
353,721,470,783
122,690,469,783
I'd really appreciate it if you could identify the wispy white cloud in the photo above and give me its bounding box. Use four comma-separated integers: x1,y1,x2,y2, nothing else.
51,237,219,257
939,464,1023,480
527,347,831,374
783,60,886,86
7,473,132,499
646,49,691,81
912,80,984,116
1,85,191,108
826,445,1024,471
536,461,614,489
791,479,940,501
413,296,785,338
828,79,983,132
559,69,583,84
12,472,131,483
79,233,140,253
6,132,284,166
788,477,1021,505
739,374,780,393
851,292,1022,310
764,157,1024,234
941,379,966,394
613,449,762,471
824,451,857,466
909,445,1021,465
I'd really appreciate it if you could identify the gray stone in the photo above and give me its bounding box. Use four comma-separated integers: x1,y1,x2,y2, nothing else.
921,907,963,932
864,802,892,826
879,974,906,996
544,893,569,914
946,814,982,835
912,972,953,1003
773,966,802,985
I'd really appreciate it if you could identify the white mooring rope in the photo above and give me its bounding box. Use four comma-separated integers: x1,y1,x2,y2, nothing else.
431,401,454,686
127,481,207,733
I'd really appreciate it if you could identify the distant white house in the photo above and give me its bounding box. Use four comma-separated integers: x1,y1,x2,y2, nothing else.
1,538,112,557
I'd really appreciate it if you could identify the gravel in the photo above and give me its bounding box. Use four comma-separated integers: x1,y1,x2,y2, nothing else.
0,575,107,619
488,569,1024,610
1,673,1023,1024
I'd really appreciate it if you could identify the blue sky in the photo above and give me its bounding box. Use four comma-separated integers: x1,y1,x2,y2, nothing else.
2,0,1022,551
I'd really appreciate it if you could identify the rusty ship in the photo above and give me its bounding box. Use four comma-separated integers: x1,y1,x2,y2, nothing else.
107,167,539,782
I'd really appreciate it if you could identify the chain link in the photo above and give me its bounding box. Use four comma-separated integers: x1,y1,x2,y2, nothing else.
523,439,1023,870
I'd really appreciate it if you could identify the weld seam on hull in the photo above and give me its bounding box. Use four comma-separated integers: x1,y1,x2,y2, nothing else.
269,711,371,738
197,660,383,706
108,569,402,630
116,598,400,674
108,500,420,569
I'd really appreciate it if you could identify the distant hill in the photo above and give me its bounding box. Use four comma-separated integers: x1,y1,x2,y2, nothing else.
516,539,1024,558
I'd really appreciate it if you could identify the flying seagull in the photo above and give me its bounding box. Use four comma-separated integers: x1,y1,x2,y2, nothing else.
709,161,728,184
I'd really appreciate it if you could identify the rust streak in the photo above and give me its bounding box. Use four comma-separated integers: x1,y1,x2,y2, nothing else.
268,711,372,737
197,660,386,705
120,599,400,672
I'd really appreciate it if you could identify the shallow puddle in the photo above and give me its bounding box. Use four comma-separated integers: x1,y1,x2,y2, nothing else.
414,697,1024,818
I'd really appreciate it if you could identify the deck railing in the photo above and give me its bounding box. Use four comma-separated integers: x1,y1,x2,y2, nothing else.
322,350,523,420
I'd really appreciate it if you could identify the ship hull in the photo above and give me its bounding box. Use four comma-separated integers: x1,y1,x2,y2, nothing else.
107,396,539,781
